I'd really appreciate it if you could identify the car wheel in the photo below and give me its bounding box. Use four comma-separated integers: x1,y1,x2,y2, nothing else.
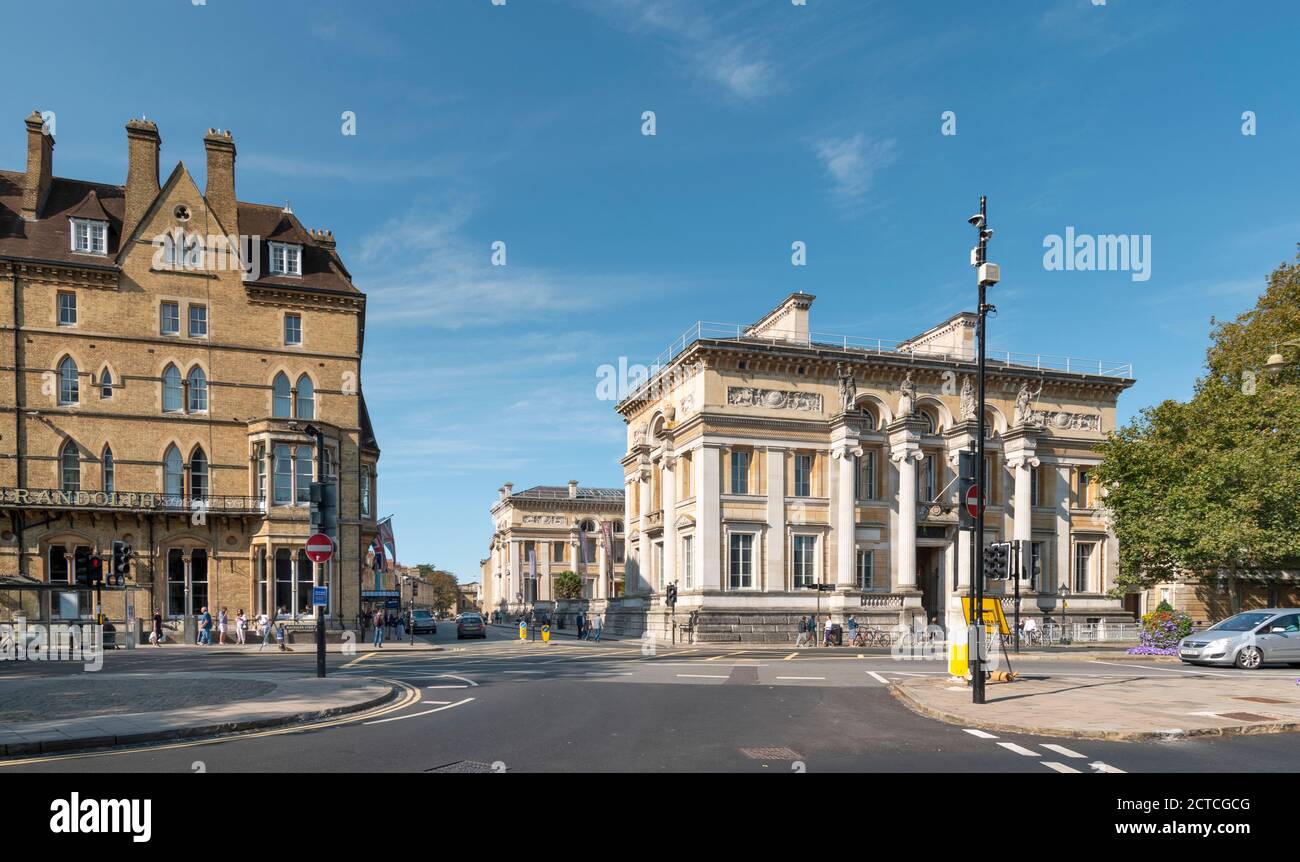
1234,646,1263,670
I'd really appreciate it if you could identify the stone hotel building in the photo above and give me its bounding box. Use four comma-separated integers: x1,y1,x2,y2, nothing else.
605,293,1136,642
0,113,380,634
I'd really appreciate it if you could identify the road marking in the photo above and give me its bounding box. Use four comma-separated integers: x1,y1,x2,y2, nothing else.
963,729,998,739
1042,761,1081,773
425,684,470,689
340,652,378,669
997,742,1039,757
1089,761,1126,773
867,671,890,684
776,676,826,681
438,674,478,687
677,674,729,679
707,651,747,661
502,670,544,674
364,697,475,725
1090,659,1231,677
783,652,798,661
1040,743,1086,759
584,671,633,676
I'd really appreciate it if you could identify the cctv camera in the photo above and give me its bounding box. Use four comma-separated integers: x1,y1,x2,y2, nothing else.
968,214,984,229
981,228,994,240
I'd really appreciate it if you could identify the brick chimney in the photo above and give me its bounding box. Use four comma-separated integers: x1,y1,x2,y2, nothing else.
20,111,53,221
567,480,578,499
123,118,161,242
203,128,237,234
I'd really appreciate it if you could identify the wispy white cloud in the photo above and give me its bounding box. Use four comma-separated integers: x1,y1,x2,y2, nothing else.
811,134,898,204
576,0,782,102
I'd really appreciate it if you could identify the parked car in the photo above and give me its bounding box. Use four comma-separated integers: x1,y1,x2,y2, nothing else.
457,613,486,639
1178,609,1300,669
408,610,437,635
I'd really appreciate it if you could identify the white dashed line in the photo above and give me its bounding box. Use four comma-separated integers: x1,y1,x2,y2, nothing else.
1040,743,1086,759
963,729,998,739
363,698,475,725
776,676,826,681
676,674,729,679
1089,761,1127,773
1041,761,1081,773
867,671,890,684
997,742,1039,757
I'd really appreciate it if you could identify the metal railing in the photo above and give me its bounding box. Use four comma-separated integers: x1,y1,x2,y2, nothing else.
646,321,1133,381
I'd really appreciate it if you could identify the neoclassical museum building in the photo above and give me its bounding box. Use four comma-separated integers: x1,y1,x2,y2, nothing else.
596,292,1137,642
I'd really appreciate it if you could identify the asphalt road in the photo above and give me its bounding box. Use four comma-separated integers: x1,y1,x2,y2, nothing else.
3,624,1299,772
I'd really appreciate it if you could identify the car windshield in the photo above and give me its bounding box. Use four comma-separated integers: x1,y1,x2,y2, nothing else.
413,611,431,618
1208,612,1274,632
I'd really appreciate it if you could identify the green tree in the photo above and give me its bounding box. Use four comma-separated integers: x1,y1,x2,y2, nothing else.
552,571,583,600
416,564,461,615
1096,249,1300,610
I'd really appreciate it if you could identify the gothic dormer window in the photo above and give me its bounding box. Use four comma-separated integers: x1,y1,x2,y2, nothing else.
269,242,302,276
70,218,108,255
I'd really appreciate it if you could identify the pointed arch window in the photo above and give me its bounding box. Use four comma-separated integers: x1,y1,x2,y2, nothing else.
187,366,208,413
102,446,115,494
164,445,184,497
190,447,208,499
272,373,292,418
58,356,79,405
162,365,182,412
295,374,315,420
100,367,113,400
60,439,80,491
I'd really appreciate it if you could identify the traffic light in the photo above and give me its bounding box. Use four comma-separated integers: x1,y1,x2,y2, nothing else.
74,550,91,586
665,583,678,607
982,542,1010,580
89,554,104,586
957,450,977,531
111,541,132,586
310,481,339,540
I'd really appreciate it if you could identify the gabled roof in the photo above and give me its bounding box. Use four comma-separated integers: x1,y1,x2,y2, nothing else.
0,171,124,262
66,188,112,222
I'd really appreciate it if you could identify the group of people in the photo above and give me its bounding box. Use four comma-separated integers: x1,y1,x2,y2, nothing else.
795,614,861,647
148,607,292,651
574,610,603,641
366,608,405,646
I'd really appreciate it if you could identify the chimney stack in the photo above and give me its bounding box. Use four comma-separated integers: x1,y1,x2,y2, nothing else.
123,118,161,242
204,128,237,235
20,111,53,221
567,480,578,499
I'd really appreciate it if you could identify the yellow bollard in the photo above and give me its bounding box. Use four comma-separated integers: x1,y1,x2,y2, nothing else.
518,621,527,641
949,639,969,680
542,624,550,644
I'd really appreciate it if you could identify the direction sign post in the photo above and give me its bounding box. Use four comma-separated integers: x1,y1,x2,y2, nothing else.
304,532,333,678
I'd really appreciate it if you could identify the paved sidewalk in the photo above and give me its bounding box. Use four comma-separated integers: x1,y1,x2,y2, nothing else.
149,640,442,654
0,672,395,757
893,672,1300,740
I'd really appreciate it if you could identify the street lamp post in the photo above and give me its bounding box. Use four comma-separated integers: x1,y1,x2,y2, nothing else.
969,196,999,706
1264,339,1300,377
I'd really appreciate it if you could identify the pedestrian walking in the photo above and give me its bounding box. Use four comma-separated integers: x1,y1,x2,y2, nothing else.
795,615,808,647
235,609,247,645
198,606,213,646
824,616,835,647
576,610,586,641
592,613,603,642
276,621,291,652
151,609,164,646
807,615,817,648
258,611,271,651
372,608,385,647
846,615,859,643
218,607,229,645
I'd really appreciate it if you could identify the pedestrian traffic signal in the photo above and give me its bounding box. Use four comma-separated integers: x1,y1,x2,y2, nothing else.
88,554,103,586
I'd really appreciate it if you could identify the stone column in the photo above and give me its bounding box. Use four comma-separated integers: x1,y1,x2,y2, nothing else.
637,467,653,595
1054,464,1072,598
596,532,608,600
696,444,721,591
661,455,677,593
831,442,862,589
888,419,924,591
509,540,521,609
766,448,786,591
1003,425,1042,591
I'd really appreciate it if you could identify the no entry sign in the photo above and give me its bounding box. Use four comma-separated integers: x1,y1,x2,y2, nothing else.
965,485,981,519
305,533,334,564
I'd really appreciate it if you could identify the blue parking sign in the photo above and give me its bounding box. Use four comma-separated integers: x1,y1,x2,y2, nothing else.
312,586,329,607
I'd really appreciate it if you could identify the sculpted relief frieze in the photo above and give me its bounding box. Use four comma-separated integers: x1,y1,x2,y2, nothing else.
522,515,567,526
727,387,823,412
1030,410,1102,432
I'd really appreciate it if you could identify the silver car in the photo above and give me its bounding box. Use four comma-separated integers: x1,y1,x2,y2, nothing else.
1178,609,1300,669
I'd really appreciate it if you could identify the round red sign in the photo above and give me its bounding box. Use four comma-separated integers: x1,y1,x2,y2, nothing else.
965,485,981,519
305,533,334,564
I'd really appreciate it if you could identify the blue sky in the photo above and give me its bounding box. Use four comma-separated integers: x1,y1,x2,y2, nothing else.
7,0,1299,581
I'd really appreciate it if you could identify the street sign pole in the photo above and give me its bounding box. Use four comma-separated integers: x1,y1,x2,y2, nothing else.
1013,540,1021,653
972,195,993,706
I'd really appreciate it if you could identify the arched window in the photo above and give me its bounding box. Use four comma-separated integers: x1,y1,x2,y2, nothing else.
272,373,292,418
102,445,115,494
919,409,936,435
190,447,208,499
162,364,182,412
295,374,314,420
58,356,79,405
164,445,184,497
60,439,80,491
187,367,208,413
99,367,113,400
855,406,877,431
360,467,371,517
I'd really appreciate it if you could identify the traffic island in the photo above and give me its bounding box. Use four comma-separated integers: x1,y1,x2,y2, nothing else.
0,672,397,757
891,673,1300,741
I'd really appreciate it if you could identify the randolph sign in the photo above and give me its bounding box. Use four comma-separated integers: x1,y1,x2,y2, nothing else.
0,488,266,513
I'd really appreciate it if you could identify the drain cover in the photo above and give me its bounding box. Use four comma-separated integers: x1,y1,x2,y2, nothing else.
739,746,802,760
425,760,500,773
1234,696,1290,705
1217,712,1278,723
